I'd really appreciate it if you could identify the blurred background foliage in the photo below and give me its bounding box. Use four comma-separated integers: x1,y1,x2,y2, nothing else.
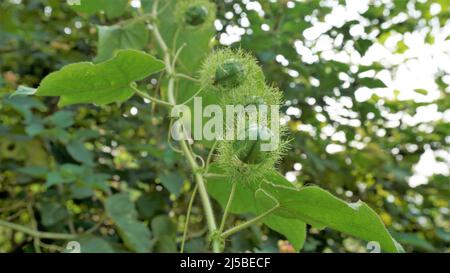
0,0,449,253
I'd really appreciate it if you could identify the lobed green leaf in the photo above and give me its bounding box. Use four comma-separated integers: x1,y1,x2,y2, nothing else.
259,182,404,253
36,50,164,106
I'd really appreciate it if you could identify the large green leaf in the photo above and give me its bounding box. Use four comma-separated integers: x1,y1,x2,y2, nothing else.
96,21,149,62
36,50,165,106
105,193,152,253
255,189,307,251
259,182,403,253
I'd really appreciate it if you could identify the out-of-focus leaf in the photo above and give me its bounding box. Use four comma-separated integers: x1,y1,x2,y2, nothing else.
105,193,152,253
358,78,387,88
17,166,48,178
46,171,75,187
10,85,36,97
25,122,45,136
151,215,176,237
77,236,115,253
70,185,94,199
151,215,177,253
136,193,164,220
38,202,69,227
96,21,149,62
355,38,372,55
436,229,450,242
44,111,74,128
392,232,435,252
5,96,47,123
66,140,94,165
154,235,177,253
159,172,184,197
414,89,428,95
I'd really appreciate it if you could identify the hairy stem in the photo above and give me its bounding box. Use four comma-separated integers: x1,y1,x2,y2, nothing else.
150,0,220,253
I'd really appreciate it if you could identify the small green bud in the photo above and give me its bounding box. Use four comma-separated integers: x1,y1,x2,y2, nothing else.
185,6,209,26
214,59,245,89
234,125,273,164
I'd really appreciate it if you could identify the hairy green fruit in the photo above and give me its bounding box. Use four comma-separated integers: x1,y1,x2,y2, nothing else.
233,125,273,165
185,6,209,26
176,0,216,29
200,49,265,92
243,96,266,107
214,59,245,89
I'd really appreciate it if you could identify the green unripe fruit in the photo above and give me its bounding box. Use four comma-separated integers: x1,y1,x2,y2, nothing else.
241,96,266,125
233,125,273,165
243,96,266,107
185,6,209,26
214,59,245,89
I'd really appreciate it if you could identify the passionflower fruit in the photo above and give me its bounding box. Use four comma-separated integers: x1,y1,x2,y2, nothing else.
185,6,209,26
214,59,245,89
233,125,273,164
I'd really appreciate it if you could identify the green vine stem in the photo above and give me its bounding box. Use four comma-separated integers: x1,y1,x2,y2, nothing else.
131,84,175,107
220,204,280,239
176,73,200,82
179,86,205,105
28,203,42,253
0,219,77,240
218,182,237,234
204,140,219,174
150,0,221,253
180,184,198,253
